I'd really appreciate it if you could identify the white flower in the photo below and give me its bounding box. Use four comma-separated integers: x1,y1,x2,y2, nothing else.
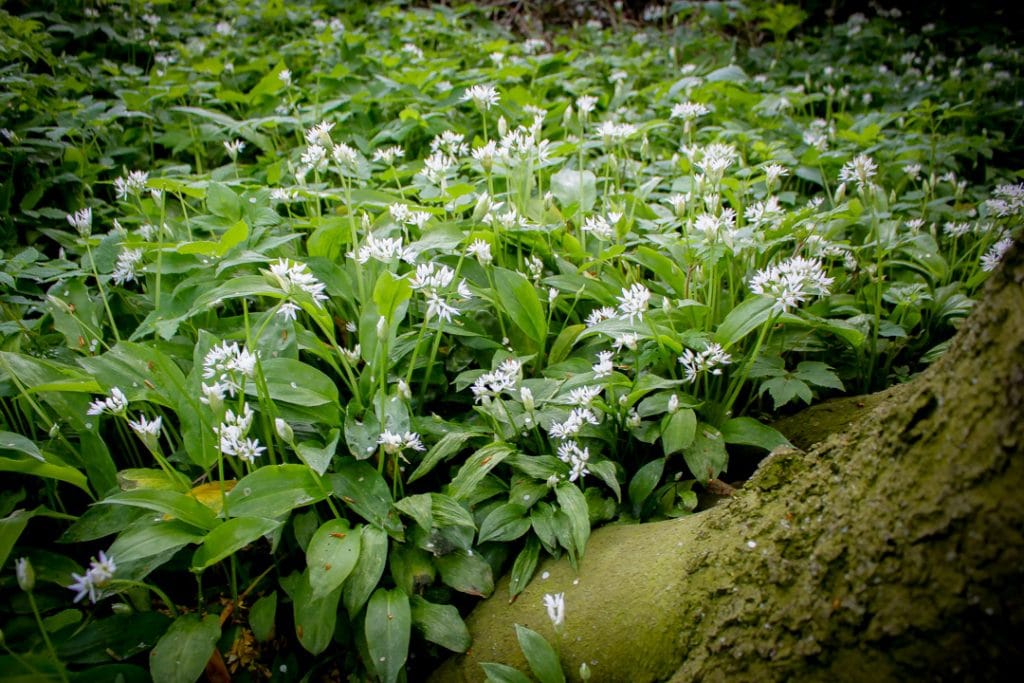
592,350,614,378
466,239,493,265
69,551,116,604
87,387,128,416
426,292,459,323
278,301,300,321
838,154,878,192
430,131,469,157
372,145,405,164
223,139,245,160
203,341,259,396
113,170,148,200
617,283,651,323
278,68,292,85
469,359,522,403
585,306,616,327
332,143,359,168
670,101,709,120
422,151,457,185
748,256,833,313
576,95,598,117
377,430,425,455
981,236,1014,272
268,258,328,307
353,234,415,264
548,408,600,439
111,248,144,286
305,120,335,146
595,120,637,142
679,342,732,384
567,385,601,407
763,163,789,188
543,592,565,628
128,413,162,438
66,207,92,236
582,214,614,240
340,345,361,364
613,332,639,352
557,441,591,483
463,84,500,111
301,144,328,172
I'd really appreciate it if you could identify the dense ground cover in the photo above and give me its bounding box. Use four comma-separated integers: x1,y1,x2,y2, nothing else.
1,1,1021,681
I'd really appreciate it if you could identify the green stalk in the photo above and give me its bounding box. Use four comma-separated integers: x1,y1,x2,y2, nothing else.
26,592,69,683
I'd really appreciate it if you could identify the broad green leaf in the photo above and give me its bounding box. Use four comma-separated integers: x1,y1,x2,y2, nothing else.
587,458,621,503
1,509,34,570
706,64,748,82
192,516,282,571
795,361,845,390
547,324,584,366
549,168,596,212
662,408,697,456
366,588,411,683
684,424,729,484
508,535,541,599
0,455,90,494
408,428,484,483
249,591,277,642
226,464,326,518
628,458,665,512
57,612,171,665
108,520,203,565
760,375,813,409
344,525,389,617
206,182,241,221
516,624,565,683
448,442,514,501
410,595,471,653
291,570,343,655
719,417,792,451
478,503,531,544
306,520,361,599
373,271,413,325
555,483,590,565
493,267,547,346
296,429,340,477
481,662,533,683
629,247,688,296
435,549,494,597
149,614,221,683
328,459,402,537
0,431,43,461
713,296,775,349
100,489,219,531
258,358,339,406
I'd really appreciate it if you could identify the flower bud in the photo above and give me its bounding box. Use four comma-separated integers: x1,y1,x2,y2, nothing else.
497,115,507,138
398,379,412,401
274,418,294,444
520,387,534,411
15,557,35,593
580,663,592,681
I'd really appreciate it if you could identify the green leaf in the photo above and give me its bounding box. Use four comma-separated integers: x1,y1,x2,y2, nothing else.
206,182,241,221
449,442,514,501
259,358,339,406
555,483,590,565
549,168,596,212
760,376,813,409
547,324,584,366
719,417,792,451
373,271,413,325
516,624,565,683
493,267,547,346
108,520,203,565
628,458,665,512
481,662,534,683
713,296,775,349
58,612,171,665
587,458,622,502
149,614,221,683
343,525,389,618
0,455,90,494
1,509,34,570
291,570,342,655
366,588,411,683
794,361,845,390
508,536,541,599
629,246,688,297
478,503,531,544
661,408,697,456
684,424,729,484
0,431,43,461
296,429,340,477
192,516,282,571
249,591,277,642
99,489,219,531
306,520,361,599
435,549,494,597
706,64,748,82
408,428,483,483
328,459,401,537
226,464,326,518
410,595,471,653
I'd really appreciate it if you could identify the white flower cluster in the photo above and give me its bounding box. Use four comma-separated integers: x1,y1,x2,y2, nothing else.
556,440,590,483
202,340,258,399
495,119,550,166
351,234,415,265
592,350,614,378
377,430,425,455
749,255,834,313
548,407,600,439
214,402,265,463
268,258,328,316
466,239,493,265
410,263,472,323
543,592,565,628
616,283,651,323
470,358,522,403
986,182,1024,218
582,212,622,241
679,343,732,383
838,153,878,193
671,101,710,120
66,207,92,236
112,248,144,286
113,170,148,200
981,235,1015,272
585,306,616,327
87,387,128,416
462,84,500,111
595,120,637,142
68,550,116,604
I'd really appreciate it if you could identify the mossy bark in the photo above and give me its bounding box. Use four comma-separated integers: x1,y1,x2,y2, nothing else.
433,244,1024,682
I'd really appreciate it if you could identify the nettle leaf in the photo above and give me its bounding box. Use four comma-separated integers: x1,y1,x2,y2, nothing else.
306,519,361,599
794,361,845,390
149,614,221,683
366,588,411,683
410,595,471,653
759,375,813,409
